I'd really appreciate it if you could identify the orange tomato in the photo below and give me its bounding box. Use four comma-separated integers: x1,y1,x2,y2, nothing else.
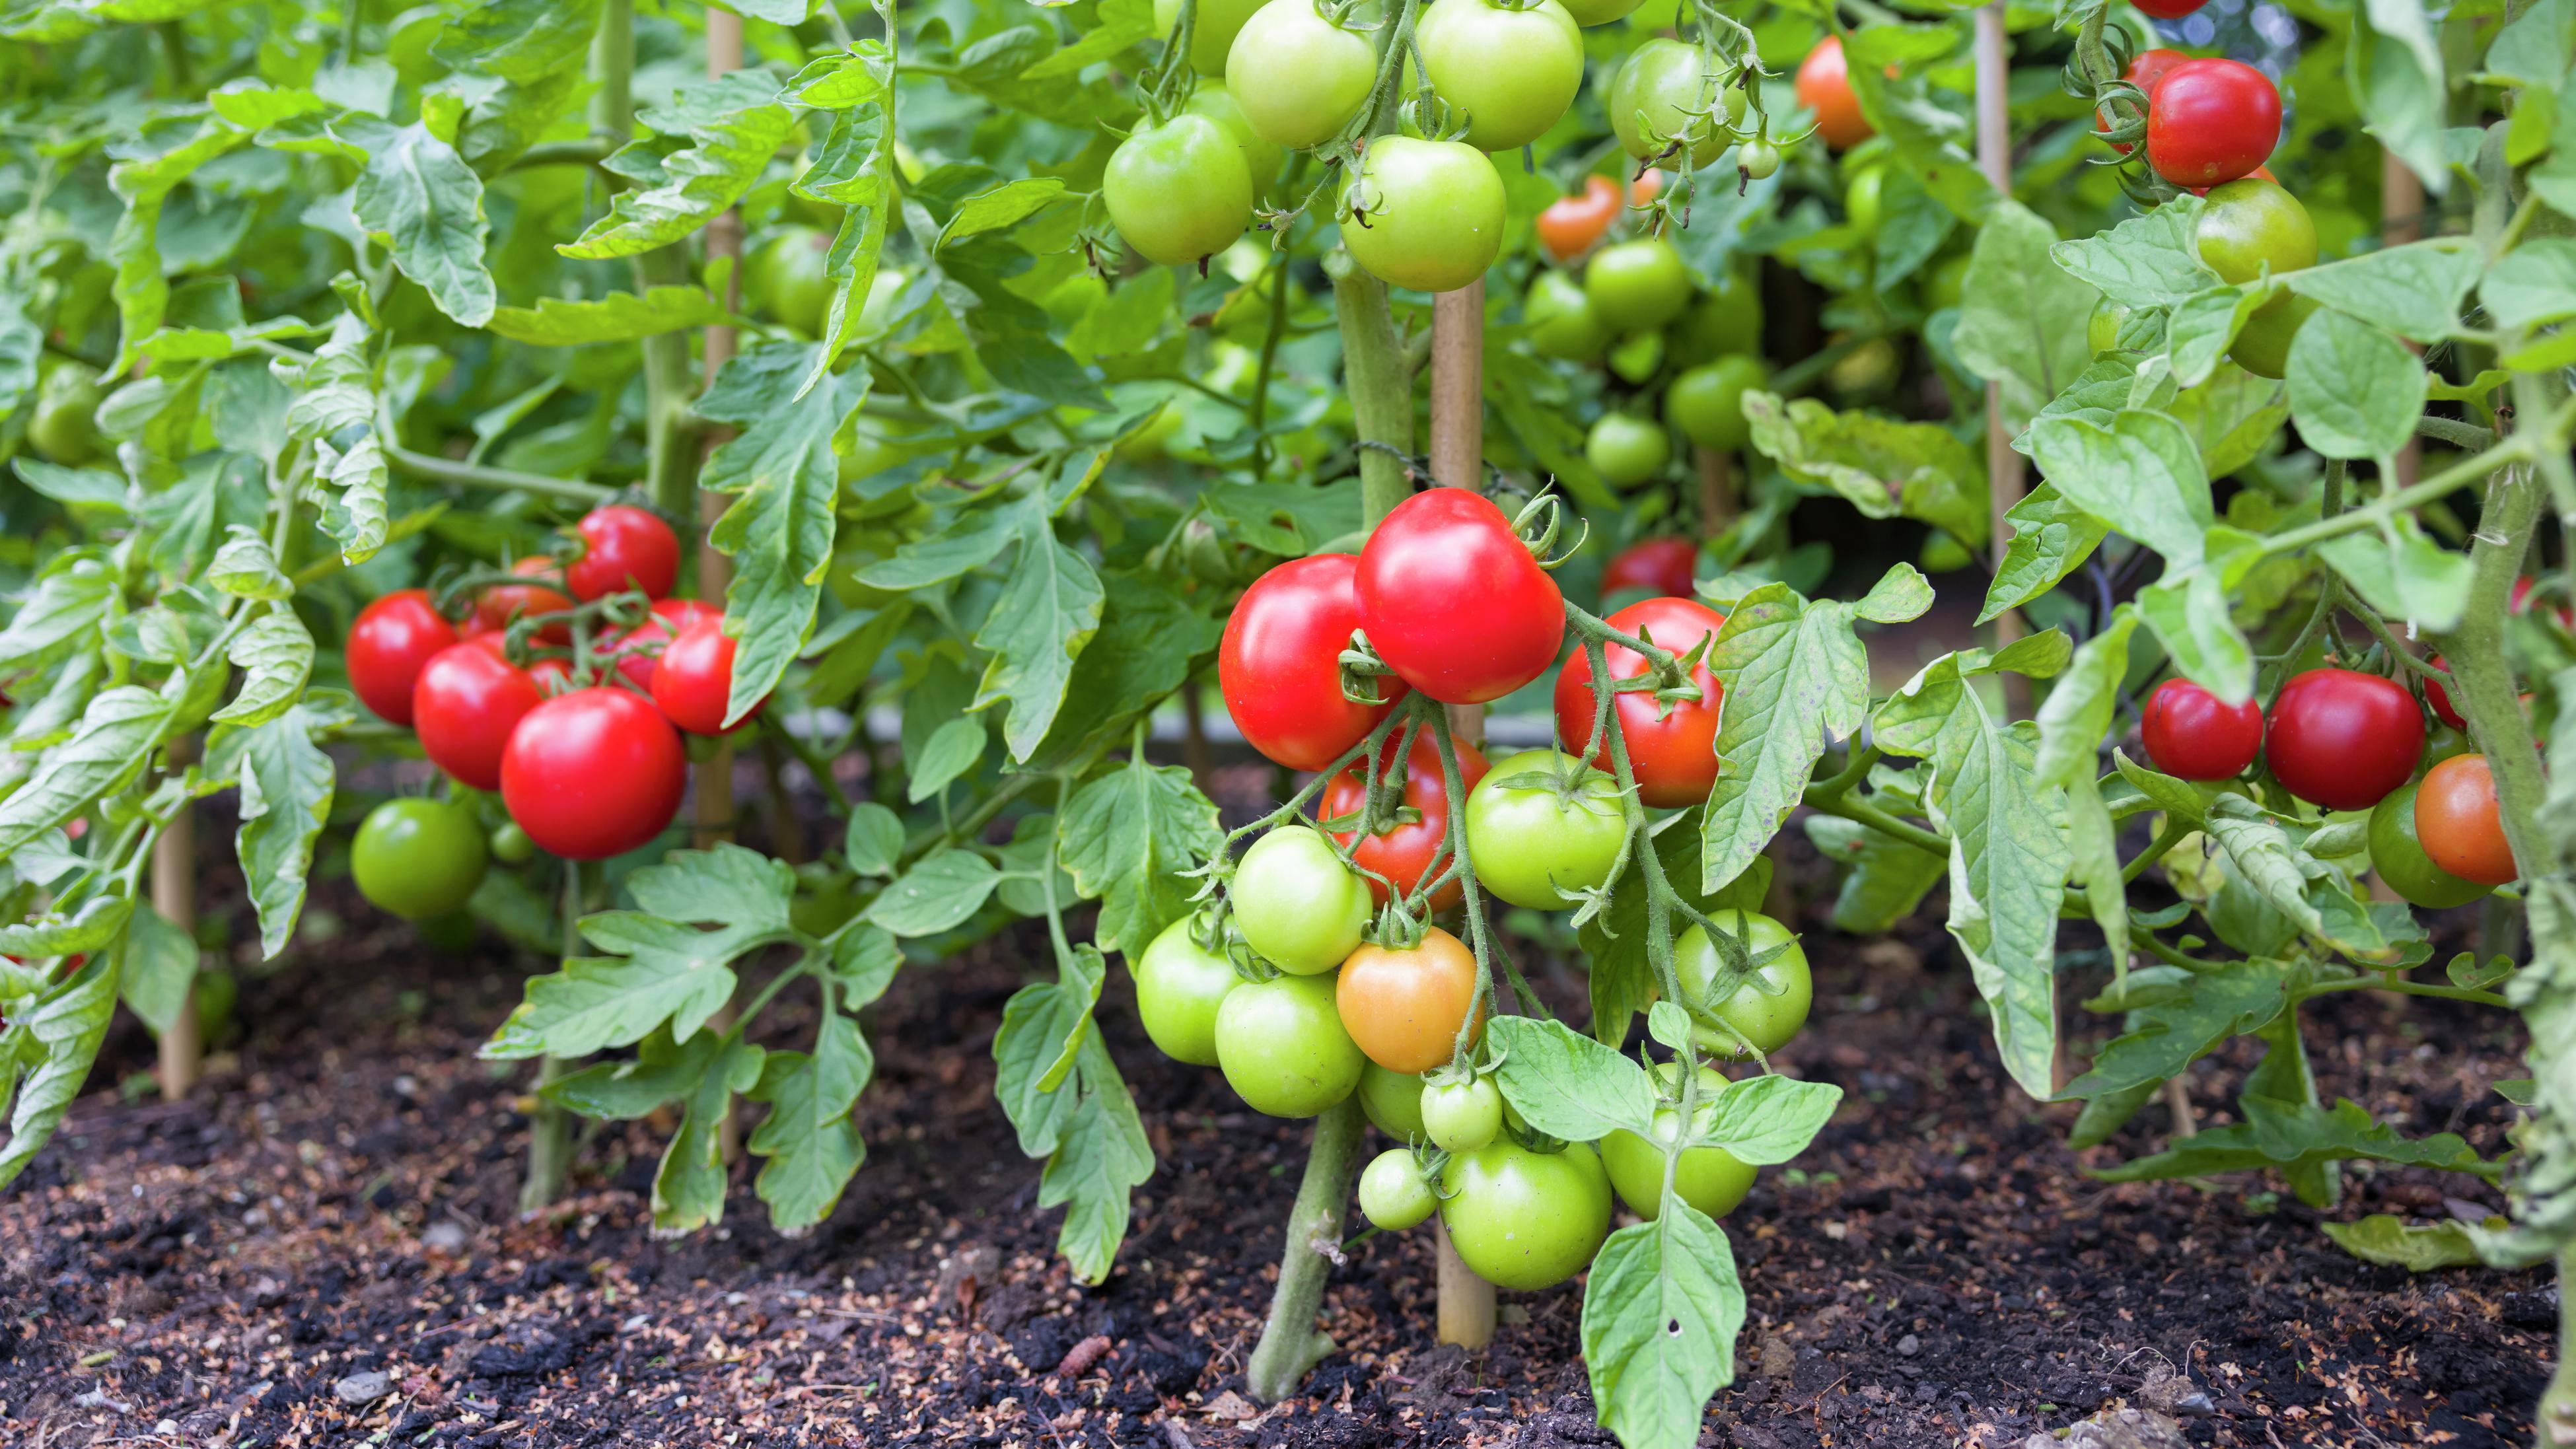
1629,169,1664,206
2415,755,2520,885
1336,927,1485,1073
1796,36,1874,151
1536,175,1622,262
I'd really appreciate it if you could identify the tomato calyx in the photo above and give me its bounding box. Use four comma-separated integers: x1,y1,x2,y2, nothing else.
1334,629,1406,708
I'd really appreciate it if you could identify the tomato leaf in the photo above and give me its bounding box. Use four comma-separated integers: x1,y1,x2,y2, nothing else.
210,610,314,728
906,717,988,803
2345,0,2451,198
653,1034,766,1234
1694,1075,1842,1164
557,72,795,260
1057,757,1223,956
1952,200,2098,435
1742,392,1988,548
993,944,1152,1282
0,559,115,673
2024,408,2213,568
2059,958,2288,1101
2094,1095,2497,1185
2322,1214,2490,1271
748,1010,875,1234
353,125,497,328
2049,199,2219,310
486,285,729,345
842,802,905,877
228,703,337,960
702,347,859,728
429,0,602,84
0,956,119,1190
1487,1016,1657,1143
869,849,1002,937
2481,239,2576,330
1582,812,1771,1047
972,501,1104,761
1579,1203,1746,1449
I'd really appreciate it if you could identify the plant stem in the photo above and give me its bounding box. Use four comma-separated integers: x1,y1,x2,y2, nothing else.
1330,254,1414,523
385,443,612,504
521,862,583,1217
1244,1095,1364,1401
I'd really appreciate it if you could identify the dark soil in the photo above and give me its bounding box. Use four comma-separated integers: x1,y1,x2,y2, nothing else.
0,794,2553,1448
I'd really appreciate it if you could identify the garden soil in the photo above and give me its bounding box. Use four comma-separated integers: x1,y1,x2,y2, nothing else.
0,780,2552,1448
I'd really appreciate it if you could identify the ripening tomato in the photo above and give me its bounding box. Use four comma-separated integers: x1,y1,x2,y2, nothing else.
1214,972,1367,1117
1583,236,1692,332
1421,1075,1503,1152
1610,38,1742,168
1225,0,1375,149
1220,553,1408,771
1232,824,1372,974
1526,269,1612,361
1342,137,1507,294
476,557,575,644
653,614,762,735
2100,48,2190,155
1536,175,1622,262
1359,1060,1428,1139
1356,489,1567,705
2417,754,2519,885
413,640,547,791
1106,116,1252,265
1320,731,1489,909
28,361,103,465
352,798,489,921
2145,58,2279,189
1133,913,1241,1066
1336,927,1484,1074
2194,178,2315,287
565,505,680,602
604,598,720,691
490,820,537,866
1585,412,1670,489
1674,909,1811,1056
349,588,459,726
1602,538,1698,600
1438,1138,1612,1290
1552,596,1726,808
1796,36,1873,150
1359,1148,1439,1230
1599,1065,1757,1220
500,687,688,861
2369,781,2493,909
2140,677,2263,781
1414,0,1585,153
1665,355,1767,453
2265,668,2424,811
1464,749,1626,909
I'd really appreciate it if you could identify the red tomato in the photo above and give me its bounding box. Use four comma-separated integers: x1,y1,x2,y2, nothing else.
501,688,688,861
2415,754,2518,885
413,641,548,791
566,505,681,602
606,598,721,691
1536,176,1622,263
2264,668,2424,811
1320,730,1488,909
1221,554,1410,771
1551,596,1725,808
653,615,764,735
2510,574,2574,625
348,588,458,726
1602,538,1698,600
1355,490,1566,706
2424,655,2468,732
476,557,575,644
2131,0,2207,17
2102,48,2191,155
2145,59,2279,190
1795,37,1873,151
2139,677,2262,781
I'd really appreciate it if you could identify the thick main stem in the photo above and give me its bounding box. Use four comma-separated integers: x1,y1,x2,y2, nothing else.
521,863,583,1218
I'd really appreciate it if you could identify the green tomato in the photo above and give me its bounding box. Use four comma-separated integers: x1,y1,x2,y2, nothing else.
745,227,833,336
1585,412,1670,489
1826,335,1899,402
1609,38,1742,168
1598,1066,1758,1220
1415,0,1584,153
1845,164,1886,239
1358,1148,1439,1230
1674,909,1812,1056
1583,237,1692,332
1106,115,1254,266
1735,139,1781,181
1664,355,1767,453
489,821,535,866
352,798,489,921
1606,328,1665,384
28,360,103,466
1155,0,1269,75
1182,81,1283,198
2369,781,2495,909
1676,267,1763,361
1213,973,1367,1117
1342,137,1507,294
1464,750,1626,910
2229,291,2319,381
1359,1060,1427,1139
1421,1075,1503,1152
1225,1,1376,149
1437,1138,1612,1290
1524,270,1609,361
2194,178,2318,287
1233,824,1370,974
2087,298,2131,355
1133,913,1242,1065
1921,252,1970,312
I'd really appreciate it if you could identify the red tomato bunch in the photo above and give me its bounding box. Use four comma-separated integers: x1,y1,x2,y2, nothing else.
345,505,764,862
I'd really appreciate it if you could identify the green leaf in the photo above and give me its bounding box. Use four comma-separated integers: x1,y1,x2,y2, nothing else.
2200,795,2404,960
0,896,135,960
2284,240,2480,343
704,355,852,727
993,947,1105,1156
234,705,337,959
2285,309,2428,461
2161,361,2289,479
430,0,602,84
2322,1215,2489,1271
798,90,899,400
318,433,390,565
1696,1075,1842,1164
0,686,177,857
0,957,118,1189
850,503,1020,589
558,73,796,260
905,717,986,802
1583,814,1773,1045
1057,758,1224,956
353,125,495,328
1022,0,1155,79
2162,284,2272,387
2065,771,2129,978
1952,201,2099,435
1037,1034,1156,1285
2050,199,2219,310
1581,1204,1746,1449
747,1010,874,1234
1979,487,2110,625
1742,392,1987,548
205,526,291,600
1487,1016,1657,1142
2094,1096,2495,1184
2317,513,2472,633
2347,0,2451,198
1873,656,2071,1101
2483,239,2576,329
2061,959,2287,1100
1200,478,1366,557
1025,573,1224,771
869,849,1001,936
118,903,197,1037
972,502,1104,761
1803,815,1946,935
486,286,728,345
652,1034,765,1233
210,610,314,727
843,802,904,876
2133,533,2262,705
2024,409,2211,567
0,560,116,672
937,178,1069,251
2032,608,2137,790
545,1026,727,1117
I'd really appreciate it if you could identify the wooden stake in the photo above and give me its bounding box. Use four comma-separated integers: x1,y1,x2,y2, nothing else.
1974,2,2028,719
1429,279,1497,1351
1695,446,1736,538
700,7,745,1164
153,738,200,1100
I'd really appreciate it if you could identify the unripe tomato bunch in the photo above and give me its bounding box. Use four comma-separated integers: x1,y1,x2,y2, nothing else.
344,505,765,921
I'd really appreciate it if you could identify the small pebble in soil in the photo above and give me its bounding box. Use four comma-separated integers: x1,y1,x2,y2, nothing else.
421,1220,470,1253
334,1371,393,1404
1897,1333,1920,1356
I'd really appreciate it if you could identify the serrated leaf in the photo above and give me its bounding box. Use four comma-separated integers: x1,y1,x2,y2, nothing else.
234,705,337,959
1694,1075,1842,1164
2284,239,2479,343
205,527,291,600
0,561,116,672
1581,1205,1745,1449
117,903,197,1037
2322,1215,2489,1271
704,351,853,726
430,0,602,84
869,849,1001,937
486,285,728,345
2050,199,2219,309
1582,815,1773,1046
972,501,1104,761
937,178,1069,251
0,686,177,857
559,73,796,260
2032,608,2137,790
1952,200,2099,435
318,433,390,565
0,958,119,1189
2024,409,2212,567
2061,959,2287,1100
748,1011,873,1234
1696,583,1875,894
2095,1095,2495,1184
1056,758,1223,956
2285,309,2429,462
210,610,314,726
652,1034,764,1233
1742,393,1987,547
353,125,495,327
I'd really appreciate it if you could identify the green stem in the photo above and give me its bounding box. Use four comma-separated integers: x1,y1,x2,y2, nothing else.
1330,254,1414,523
385,443,612,504
636,246,704,520
2432,455,2550,877
2257,433,2538,559
1242,1095,1364,1401
2296,975,2511,1009
521,861,583,1218
591,0,633,147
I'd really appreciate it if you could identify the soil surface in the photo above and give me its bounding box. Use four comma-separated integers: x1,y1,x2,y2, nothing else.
0,786,2554,1448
